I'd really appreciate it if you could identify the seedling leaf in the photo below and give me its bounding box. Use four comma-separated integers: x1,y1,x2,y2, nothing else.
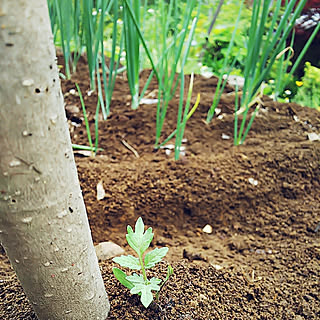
135,216,144,235
144,247,169,269
127,274,162,308
156,265,174,300
126,217,154,256
112,255,141,270
112,267,134,290
149,277,162,286
126,273,145,284
166,265,174,280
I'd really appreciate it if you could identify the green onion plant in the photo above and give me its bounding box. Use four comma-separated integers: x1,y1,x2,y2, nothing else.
122,0,160,109
154,0,201,148
81,0,113,90
206,0,244,123
122,0,141,109
174,73,200,160
235,0,307,145
205,0,310,145
74,84,100,156
272,41,295,101
48,0,126,123
100,0,125,118
48,0,83,78
120,0,201,151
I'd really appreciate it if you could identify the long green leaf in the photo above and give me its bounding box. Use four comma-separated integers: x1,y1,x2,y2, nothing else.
112,268,134,290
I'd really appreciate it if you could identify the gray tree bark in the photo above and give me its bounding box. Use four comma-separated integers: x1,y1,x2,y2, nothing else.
0,1,110,319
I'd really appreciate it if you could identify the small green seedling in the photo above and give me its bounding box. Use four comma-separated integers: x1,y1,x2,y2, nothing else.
112,217,173,308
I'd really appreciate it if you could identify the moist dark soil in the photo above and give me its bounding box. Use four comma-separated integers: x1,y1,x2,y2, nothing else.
1,55,320,319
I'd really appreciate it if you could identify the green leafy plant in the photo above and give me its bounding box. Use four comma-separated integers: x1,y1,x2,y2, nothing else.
201,0,249,75
272,21,320,103
293,62,320,110
113,217,173,308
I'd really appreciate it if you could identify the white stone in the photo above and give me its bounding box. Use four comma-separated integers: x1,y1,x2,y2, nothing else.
202,224,213,234
211,264,223,270
248,177,258,186
139,98,159,105
222,133,231,140
308,132,320,141
97,180,105,200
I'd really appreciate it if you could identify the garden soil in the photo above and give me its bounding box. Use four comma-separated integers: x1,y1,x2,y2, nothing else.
1,55,320,319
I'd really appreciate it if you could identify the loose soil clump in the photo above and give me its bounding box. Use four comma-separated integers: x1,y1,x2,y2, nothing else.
1,55,320,319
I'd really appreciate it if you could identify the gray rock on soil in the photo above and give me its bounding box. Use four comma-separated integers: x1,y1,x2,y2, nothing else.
95,242,125,261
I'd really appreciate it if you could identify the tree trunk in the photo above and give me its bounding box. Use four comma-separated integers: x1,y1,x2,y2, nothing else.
0,1,110,319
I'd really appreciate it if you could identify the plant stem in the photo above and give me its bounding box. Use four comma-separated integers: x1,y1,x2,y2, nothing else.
139,255,147,283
